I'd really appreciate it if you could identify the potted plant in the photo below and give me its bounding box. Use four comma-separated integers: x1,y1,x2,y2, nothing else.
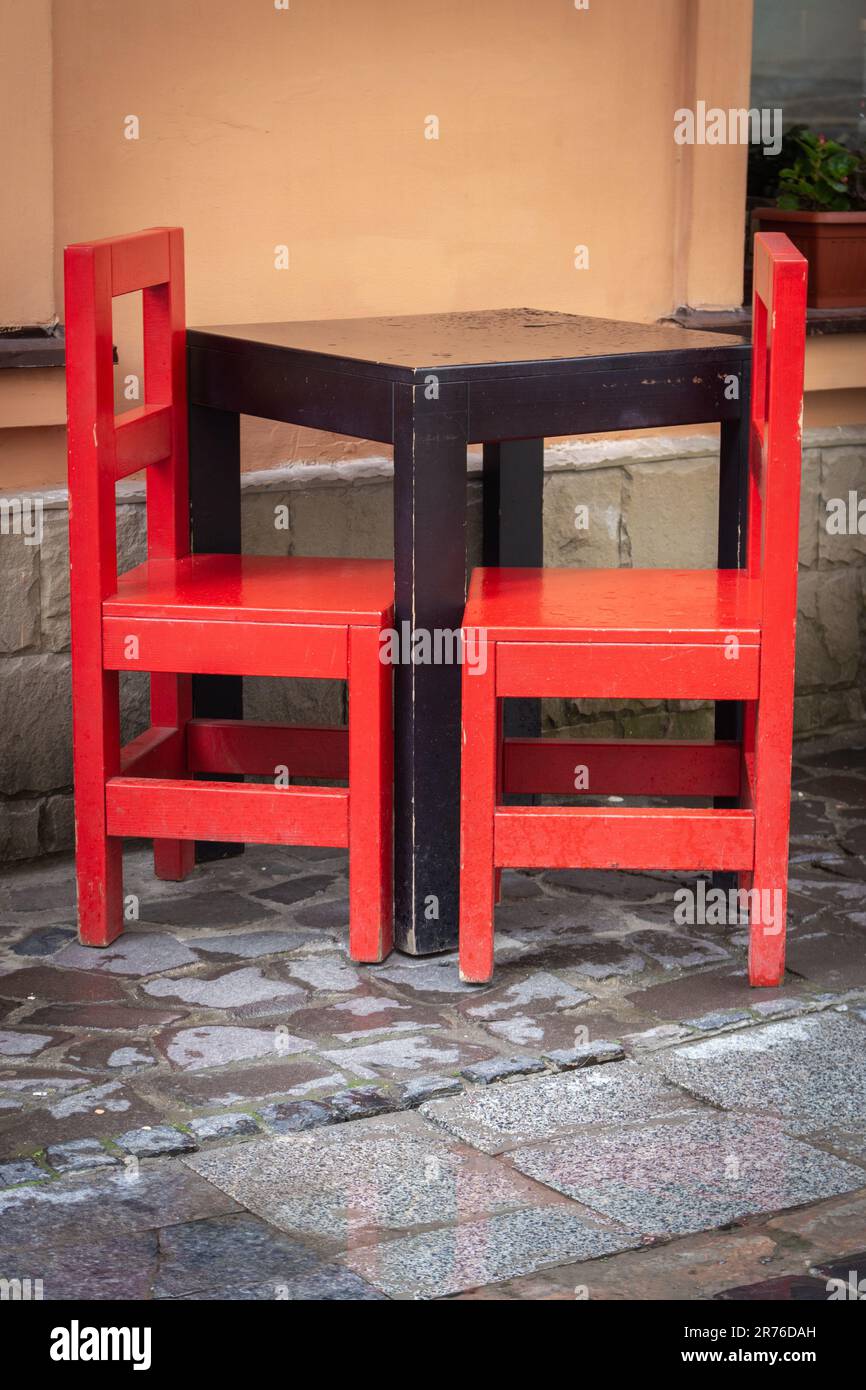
754,130,866,308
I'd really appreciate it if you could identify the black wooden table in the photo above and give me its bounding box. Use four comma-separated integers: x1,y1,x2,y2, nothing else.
187,308,750,955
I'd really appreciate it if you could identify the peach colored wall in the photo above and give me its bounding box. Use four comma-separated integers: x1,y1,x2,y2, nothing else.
0,0,53,325
52,0,701,327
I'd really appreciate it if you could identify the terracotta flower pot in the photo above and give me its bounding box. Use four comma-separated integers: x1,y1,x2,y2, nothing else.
754,207,866,309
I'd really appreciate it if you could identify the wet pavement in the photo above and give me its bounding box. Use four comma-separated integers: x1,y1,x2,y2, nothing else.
0,734,864,1299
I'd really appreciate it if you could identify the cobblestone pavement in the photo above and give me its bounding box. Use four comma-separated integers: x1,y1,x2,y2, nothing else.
0,735,864,1300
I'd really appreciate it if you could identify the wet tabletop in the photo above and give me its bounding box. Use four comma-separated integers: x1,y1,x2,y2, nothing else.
189,306,747,375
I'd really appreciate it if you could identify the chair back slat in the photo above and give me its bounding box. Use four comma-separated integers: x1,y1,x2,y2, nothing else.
65,227,189,601
746,233,807,601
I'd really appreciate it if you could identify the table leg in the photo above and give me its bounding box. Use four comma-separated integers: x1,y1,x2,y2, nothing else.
482,440,544,741
392,385,469,954
715,364,751,893
188,402,244,863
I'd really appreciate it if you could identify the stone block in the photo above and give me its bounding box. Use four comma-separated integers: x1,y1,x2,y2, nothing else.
0,799,41,861
39,508,70,652
290,479,393,559
798,447,820,568
625,456,718,569
0,520,40,652
543,467,623,568
819,444,866,566
241,489,292,557
0,655,72,793
796,570,861,690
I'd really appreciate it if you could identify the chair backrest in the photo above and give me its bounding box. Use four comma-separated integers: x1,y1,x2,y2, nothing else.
64,227,188,609
746,233,808,627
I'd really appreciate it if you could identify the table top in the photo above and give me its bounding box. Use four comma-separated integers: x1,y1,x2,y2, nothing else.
188,306,748,382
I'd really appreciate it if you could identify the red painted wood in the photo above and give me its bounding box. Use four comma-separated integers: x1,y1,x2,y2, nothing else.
108,228,172,296
458,639,497,983
141,228,193,882
186,720,349,779
496,641,759,700
66,227,395,959
120,725,184,777
114,404,172,478
103,615,348,680
106,777,349,847
104,554,393,625
463,567,762,644
747,233,807,986
65,239,124,946
502,738,741,798
494,806,755,871
457,234,807,988
348,626,393,961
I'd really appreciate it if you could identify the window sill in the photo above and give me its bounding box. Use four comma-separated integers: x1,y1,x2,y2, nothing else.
0,325,65,370
661,307,866,338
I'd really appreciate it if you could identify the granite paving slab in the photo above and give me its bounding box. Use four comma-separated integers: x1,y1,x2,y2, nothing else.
420,1061,699,1154
2,882,76,912
60,1037,158,1072
166,1265,387,1301
652,1014,866,1131
511,1113,866,1238
341,1207,641,1299
53,934,199,976
153,1212,322,1297
131,1056,348,1112
139,890,279,928
459,971,593,1020
141,966,304,1010
0,965,129,1002
250,874,336,907
624,930,730,970
625,969,799,1021
285,954,364,993
0,1231,158,1299
154,1024,310,1071
320,1031,493,1080
367,954,485,998
0,1160,241,1250
783,928,866,989
185,1111,566,1253
27,1004,185,1033
0,1028,56,1056
474,1009,623,1053
10,926,77,958
188,929,320,959
284,990,444,1042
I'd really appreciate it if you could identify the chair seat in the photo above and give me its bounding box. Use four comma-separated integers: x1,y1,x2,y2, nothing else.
104,554,394,626
463,567,762,643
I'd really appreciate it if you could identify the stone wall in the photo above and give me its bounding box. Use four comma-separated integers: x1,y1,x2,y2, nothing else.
0,428,864,862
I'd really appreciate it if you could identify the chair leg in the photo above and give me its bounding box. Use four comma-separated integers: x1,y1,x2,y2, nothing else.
74,669,124,946
747,703,792,988
494,698,504,906
348,625,393,962
151,673,195,881
459,638,497,983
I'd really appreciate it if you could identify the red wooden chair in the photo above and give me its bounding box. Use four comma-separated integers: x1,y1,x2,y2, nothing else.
65,228,393,961
459,233,807,988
